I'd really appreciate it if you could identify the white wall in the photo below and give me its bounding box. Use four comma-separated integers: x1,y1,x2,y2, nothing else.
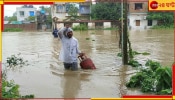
128,14,158,30
16,7,36,21
103,22,111,28
147,20,158,29
128,14,146,30
51,4,67,21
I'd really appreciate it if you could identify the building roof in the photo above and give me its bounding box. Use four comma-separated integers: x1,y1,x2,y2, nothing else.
10,21,22,24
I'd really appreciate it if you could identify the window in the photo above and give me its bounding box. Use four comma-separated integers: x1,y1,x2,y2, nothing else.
135,3,143,10
148,20,152,26
136,20,140,26
79,6,90,14
19,11,24,17
29,11,34,16
56,5,64,13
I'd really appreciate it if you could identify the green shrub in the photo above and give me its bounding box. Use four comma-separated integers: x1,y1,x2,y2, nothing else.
2,79,34,98
126,60,172,95
4,28,23,32
128,59,142,67
145,60,161,72
2,54,34,98
151,24,174,29
72,24,88,31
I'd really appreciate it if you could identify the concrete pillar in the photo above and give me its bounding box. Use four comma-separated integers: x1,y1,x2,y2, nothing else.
57,23,64,29
72,23,80,27
103,22,111,28
88,22,95,29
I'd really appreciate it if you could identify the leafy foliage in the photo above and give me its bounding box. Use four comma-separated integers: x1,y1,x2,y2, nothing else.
4,28,23,32
128,59,142,67
155,67,172,92
126,60,172,95
91,2,121,20
8,16,17,22
126,72,146,88
147,12,174,27
2,79,34,98
2,54,34,98
68,4,79,21
6,54,28,68
26,16,36,21
145,60,161,72
117,51,150,67
151,24,174,29
72,24,88,31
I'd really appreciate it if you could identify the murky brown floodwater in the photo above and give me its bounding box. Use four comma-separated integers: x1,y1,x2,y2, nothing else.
2,29,174,98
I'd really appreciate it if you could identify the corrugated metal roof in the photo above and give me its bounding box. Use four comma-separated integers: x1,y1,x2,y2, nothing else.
10,21,22,24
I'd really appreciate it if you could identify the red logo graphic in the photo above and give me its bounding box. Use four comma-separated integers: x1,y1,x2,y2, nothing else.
150,1,158,9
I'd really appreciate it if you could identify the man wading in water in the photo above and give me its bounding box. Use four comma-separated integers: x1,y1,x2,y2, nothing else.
57,25,84,71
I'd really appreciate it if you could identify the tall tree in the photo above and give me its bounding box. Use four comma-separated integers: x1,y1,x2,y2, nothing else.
4,16,9,21
8,16,17,21
91,2,121,20
67,3,79,21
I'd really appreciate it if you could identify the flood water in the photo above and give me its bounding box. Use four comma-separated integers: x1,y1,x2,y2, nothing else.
2,29,174,98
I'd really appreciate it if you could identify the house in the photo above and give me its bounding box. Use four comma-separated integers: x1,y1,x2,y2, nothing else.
16,5,37,21
4,21,9,24
51,3,67,21
51,2,91,21
79,2,91,20
51,2,91,29
128,0,157,30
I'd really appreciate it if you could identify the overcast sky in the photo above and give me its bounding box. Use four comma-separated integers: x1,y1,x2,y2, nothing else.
4,5,50,17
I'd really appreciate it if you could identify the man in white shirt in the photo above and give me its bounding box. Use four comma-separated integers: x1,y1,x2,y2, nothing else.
58,27,84,71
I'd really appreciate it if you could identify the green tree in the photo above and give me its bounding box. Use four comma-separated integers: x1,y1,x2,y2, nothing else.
91,2,121,20
68,4,79,21
147,12,174,26
8,16,17,24
27,16,36,21
8,16,17,21
4,16,9,21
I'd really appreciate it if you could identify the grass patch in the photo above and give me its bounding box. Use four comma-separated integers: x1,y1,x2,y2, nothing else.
4,28,23,32
72,24,88,31
151,24,174,29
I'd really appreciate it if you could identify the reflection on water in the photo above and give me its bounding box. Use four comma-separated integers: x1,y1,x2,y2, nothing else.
2,29,174,98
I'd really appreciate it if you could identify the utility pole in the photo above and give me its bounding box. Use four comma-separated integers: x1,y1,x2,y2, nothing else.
122,0,128,65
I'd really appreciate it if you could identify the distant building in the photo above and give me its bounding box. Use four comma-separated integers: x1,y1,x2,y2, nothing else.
51,2,91,29
51,2,91,21
16,5,37,21
128,0,157,30
4,21,9,24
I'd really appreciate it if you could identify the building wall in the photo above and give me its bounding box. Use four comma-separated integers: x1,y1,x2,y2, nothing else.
51,4,68,21
4,23,37,31
128,14,157,30
52,2,90,21
127,0,157,30
128,2,148,13
16,7,37,21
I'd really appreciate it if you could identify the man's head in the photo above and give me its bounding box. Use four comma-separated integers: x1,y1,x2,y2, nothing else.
66,28,73,38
